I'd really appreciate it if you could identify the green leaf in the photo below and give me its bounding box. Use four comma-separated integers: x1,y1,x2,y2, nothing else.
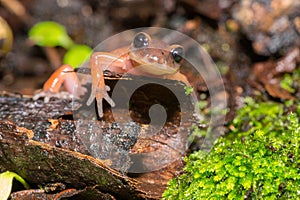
63,44,92,68
0,171,30,200
29,21,74,49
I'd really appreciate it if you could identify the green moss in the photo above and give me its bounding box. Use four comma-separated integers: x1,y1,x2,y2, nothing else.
280,68,300,94
184,86,194,95
163,98,300,199
228,97,300,141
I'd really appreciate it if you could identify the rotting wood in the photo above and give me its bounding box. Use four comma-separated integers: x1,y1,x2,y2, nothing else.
0,74,196,199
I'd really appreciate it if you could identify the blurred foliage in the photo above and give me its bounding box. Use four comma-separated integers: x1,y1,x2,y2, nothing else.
29,21,73,49
63,44,92,68
163,98,300,199
0,171,30,200
29,21,92,68
0,16,13,56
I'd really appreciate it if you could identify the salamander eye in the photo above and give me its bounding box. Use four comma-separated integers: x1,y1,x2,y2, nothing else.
133,32,151,48
171,45,184,63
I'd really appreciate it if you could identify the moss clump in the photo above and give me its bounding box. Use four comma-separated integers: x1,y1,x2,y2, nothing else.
163,99,300,199
280,68,300,94
229,97,300,139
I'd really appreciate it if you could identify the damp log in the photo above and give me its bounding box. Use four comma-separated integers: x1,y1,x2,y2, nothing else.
0,73,195,199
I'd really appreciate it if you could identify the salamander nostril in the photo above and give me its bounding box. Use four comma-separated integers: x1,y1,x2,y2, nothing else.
159,58,165,64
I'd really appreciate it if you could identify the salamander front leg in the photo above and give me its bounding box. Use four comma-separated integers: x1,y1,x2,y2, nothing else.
86,52,118,117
